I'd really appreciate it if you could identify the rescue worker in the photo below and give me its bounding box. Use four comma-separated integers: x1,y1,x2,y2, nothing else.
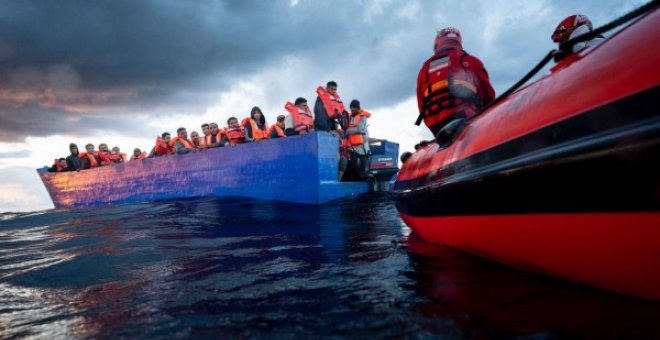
107,146,126,163
79,143,110,169
65,143,83,171
314,80,346,134
345,100,371,180
284,97,314,136
270,115,287,139
131,148,146,161
222,117,245,146
243,106,270,142
203,122,223,148
169,127,196,154
552,14,604,54
416,27,495,136
48,158,69,172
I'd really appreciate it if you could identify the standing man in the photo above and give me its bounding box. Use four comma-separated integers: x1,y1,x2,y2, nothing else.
222,117,245,146
205,122,224,148
314,81,346,134
66,143,82,171
345,100,371,180
284,97,314,136
79,143,110,169
416,27,495,136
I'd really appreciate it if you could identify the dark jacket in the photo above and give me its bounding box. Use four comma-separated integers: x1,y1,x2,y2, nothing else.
66,154,82,171
313,96,337,132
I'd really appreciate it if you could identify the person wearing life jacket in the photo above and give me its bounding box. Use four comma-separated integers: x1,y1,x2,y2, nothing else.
48,158,69,172
151,132,174,157
314,81,346,135
222,117,246,146
243,106,270,142
65,143,83,171
270,115,287,139
344,100,372,180
416,27,495,136
169,127,196,154
98,143,111,159
190,131,207,149
201,123,211,144
284,97,314,136
107,146,126,163
205,122,224,148
130,148,146,161
79,143,110,169
552,14,604,59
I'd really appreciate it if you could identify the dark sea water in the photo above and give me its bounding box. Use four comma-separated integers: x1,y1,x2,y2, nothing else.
1,194,659,339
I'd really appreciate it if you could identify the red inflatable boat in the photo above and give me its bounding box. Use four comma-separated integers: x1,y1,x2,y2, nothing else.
393,9,660,301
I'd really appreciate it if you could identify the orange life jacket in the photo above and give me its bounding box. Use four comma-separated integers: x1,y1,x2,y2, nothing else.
347,110,371,146
107,153,126,163
54,159,68,172
155,137,173,156
204,132,222,145
191,136,206,148
224,127,245,145
242,118,270,140
168,136,194,150
316,86,346,119
285,102,314,133
78,152,99,167
270,124,286,138
130,152,146,161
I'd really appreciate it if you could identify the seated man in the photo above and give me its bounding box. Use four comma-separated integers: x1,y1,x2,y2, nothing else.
107,146,126,163
168,127,196,154
66,143,83,171
190,131,206,149
416,27,495,136
48,158,69,172
222,117,245,146
206,122,224,148
151,132,174,157
130,148,146,161
270,115,287,139
284,97,314,136
79,143,111,169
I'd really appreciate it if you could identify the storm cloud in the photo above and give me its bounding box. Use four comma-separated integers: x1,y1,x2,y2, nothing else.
0,0,646,141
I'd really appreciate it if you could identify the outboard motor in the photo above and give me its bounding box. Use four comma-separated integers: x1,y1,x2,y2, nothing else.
366,139,399,191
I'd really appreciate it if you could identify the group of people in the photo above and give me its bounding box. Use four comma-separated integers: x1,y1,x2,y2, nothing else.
49,81,372,181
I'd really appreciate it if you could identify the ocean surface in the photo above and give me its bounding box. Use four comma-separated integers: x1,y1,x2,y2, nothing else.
1,194,659,339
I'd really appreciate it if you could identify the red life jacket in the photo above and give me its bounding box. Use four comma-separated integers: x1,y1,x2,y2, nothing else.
168,136,194,150
78,152,99,167
417,48,481,129
107,153,126,163
347,110,372,146
242,118,270,140
224,127,245,145
285,102,314,133
130,152,146,161
54,159,68,172
155,137,173,156
316,86,346,119
270,124,286,138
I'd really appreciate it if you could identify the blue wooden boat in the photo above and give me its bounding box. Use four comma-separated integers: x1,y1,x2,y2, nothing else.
37,132,399,208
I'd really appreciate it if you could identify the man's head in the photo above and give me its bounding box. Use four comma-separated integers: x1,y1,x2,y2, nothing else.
294,97,308,110
69,143,79,155
349,99,361,114
111,146,120,154
99,143,109,154
210,122,219,134
85,143,95,153
177,127,188,140
276,114,285,128
58,158,67,167
133,148,142,157
227,117,239,129
201,123,210,136
190,131,200,140
162,132,171,143
434,27,462,54
326,81,338,95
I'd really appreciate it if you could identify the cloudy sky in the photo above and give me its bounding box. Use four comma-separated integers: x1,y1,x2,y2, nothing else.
0,0,645,212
